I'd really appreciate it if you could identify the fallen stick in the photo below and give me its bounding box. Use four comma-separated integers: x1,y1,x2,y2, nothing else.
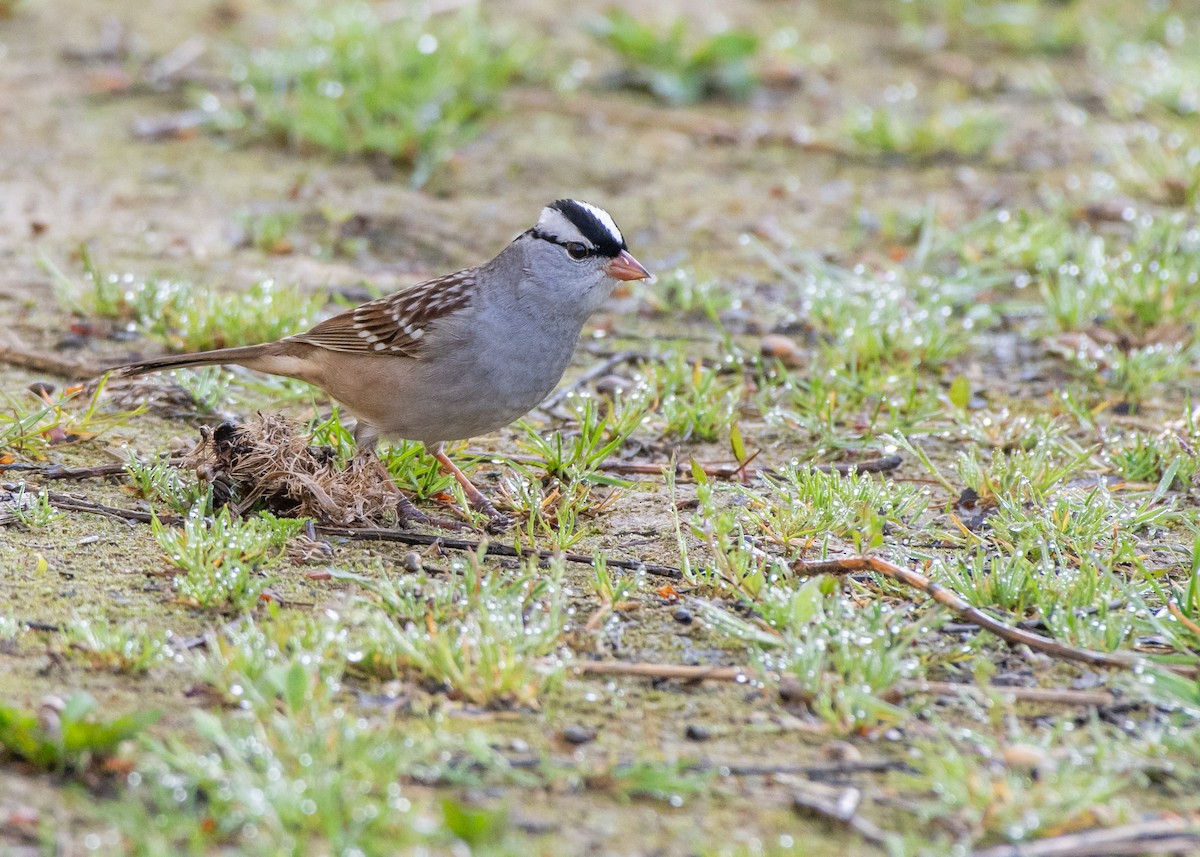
315,524,684,579
575,661,745,682
971,817,1200,857
795,556,1181,675
572,661,1120,706
43,492,155,522
896,680,1115,707
0,345,94,380
792,782,894,849
0,459,182,480
463,451,903,480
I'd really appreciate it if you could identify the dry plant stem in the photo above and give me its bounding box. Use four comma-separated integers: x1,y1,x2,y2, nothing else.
897,681,1115,707
794,556,1167,674
465,452,903,480
792,784,893,849
1167,600,1200,640
44,491,155,522
0,459,184,479
573,662,1119,705
317,523,684,579
713,760,904,778
0,345,94,380
576,661,746,682
971,817,1200,857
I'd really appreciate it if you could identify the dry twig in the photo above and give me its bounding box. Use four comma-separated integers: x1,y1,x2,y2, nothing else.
316,524,684,579
972,817,1200,857
795,556,1183,674
0,459,182,480
0,345,94,380
573,661,1120,706
792,782,894,849
465,451,903,481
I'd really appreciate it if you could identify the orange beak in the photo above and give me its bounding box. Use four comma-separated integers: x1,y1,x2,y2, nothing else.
606,250,652,282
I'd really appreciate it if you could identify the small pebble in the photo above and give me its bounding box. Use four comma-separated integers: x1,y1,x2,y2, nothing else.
684,724,710,742
822,740,862,763
561,725,596,745
778,676,808,704
1002,744,1044,772
673,607,693,624
593,374,634,397
402,552,422,573
760,333,803,367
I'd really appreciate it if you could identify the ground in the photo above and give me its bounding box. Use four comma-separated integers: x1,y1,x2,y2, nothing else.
2,0,1200,855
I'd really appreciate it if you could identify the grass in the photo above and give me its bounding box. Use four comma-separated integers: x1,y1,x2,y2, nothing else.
751,238,994,371
894,722,1144,851
698,576,928,731
1036,217,1200,339
843,103,1005,162
644,355,743,443
229,2,523,186
49,248,326,352
4,485,64,529
335,552,568,708
894,0,1090,55
126,456,208,515
589,9,760,106
517,395,644,483
738,466,930,556
635,268,734,321
60,618,173,676
0,377,141,459
0,693,159,776
236,209,300,255
152,508,303,611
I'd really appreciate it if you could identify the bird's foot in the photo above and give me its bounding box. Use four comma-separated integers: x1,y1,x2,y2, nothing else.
471,495,513,534
394,493,470,532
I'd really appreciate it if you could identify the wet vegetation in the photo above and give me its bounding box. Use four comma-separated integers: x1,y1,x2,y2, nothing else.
3,0,1200,854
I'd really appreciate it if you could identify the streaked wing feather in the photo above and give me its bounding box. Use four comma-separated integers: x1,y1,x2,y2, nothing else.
288,269,476,357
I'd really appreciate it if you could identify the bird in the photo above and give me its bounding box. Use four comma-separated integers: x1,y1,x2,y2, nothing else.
109,199,651,528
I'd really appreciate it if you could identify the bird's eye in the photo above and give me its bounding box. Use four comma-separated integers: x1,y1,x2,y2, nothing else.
565,242,590,260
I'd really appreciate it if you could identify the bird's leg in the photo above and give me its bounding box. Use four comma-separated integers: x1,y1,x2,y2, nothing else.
430,443,512,532
353,421,464,530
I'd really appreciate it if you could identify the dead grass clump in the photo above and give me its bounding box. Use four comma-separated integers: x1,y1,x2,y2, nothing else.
184,413,399,525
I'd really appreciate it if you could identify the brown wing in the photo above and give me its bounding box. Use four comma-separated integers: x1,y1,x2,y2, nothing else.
288,269,476,358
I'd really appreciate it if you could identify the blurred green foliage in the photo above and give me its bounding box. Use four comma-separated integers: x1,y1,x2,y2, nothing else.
236,3,522,185
590,9,760,106
0,693,159,774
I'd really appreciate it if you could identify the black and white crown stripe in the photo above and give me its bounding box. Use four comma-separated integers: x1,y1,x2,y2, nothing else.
531,199,627,258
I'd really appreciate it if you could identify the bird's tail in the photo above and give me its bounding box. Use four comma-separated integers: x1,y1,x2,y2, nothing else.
108,343,278,378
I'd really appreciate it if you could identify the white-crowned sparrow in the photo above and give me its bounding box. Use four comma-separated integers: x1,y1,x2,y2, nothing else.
110,199,651,527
